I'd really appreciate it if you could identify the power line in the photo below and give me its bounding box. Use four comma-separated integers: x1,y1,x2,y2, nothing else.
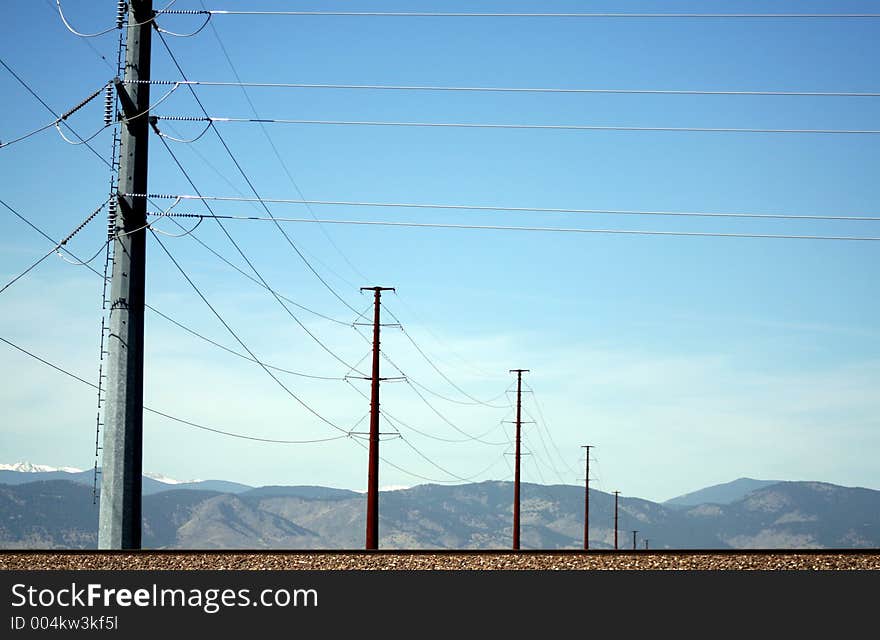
351,318,510,417
145,305,346,381
0,57,111,168
382,307,513,408
521,408,568,485
150,229,352,435
126,193,880,223
0,197,351,386
145,212,880,242
398,436,508,483
380,409,506,446
0,335,345,444
196,0,370,287
174,10,880,19
0,79,109,150
53,0,182,38
0,199,106,295
525,382,579,479
134,79,880,99
154,31,363,317
344,376,506,446
152,131,366,372
155,115,880,136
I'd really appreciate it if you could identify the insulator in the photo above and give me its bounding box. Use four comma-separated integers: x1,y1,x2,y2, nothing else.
116,0,127,29
103,86,115,126
107,199,118,238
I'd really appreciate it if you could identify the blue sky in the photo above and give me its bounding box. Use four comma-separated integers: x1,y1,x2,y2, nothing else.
1,0,879,503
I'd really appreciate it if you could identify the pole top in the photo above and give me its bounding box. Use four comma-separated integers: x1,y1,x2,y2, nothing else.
360,286,396,292
509,368,530,373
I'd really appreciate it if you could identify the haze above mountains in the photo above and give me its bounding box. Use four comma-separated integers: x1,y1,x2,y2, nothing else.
1,463,877,549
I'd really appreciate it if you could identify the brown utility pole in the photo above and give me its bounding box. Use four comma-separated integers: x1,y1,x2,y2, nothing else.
510,368,529,550
581,445,593,549
361,286,395,550
613,490,620,550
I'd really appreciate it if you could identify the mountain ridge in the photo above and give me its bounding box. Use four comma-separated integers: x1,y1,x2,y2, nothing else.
1,477,877,550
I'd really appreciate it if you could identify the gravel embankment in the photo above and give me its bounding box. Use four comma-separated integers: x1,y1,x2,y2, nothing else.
2,552,878,570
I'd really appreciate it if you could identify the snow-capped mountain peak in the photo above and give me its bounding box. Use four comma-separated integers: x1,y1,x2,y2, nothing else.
144,471,200,485
0,462,84,473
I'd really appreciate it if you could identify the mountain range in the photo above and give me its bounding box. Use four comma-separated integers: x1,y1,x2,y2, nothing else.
0,464,877,549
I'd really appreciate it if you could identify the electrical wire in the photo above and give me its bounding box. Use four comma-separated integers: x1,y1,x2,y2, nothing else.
0,197,355,383
521,408,568,485
150,126,364,326
174,10,880,19
150,228,352,435
152,130,368,372
55,239,111,267
197,0,370,287
399,436,508,483
134,193,880,223
155,13,213,37
134,79,880,99
155,31,364,317
157,115,880,136
145,304,346,381
404,375,510,446
0,335,346,444
151,120,213,143
0,245,59,295
0,78,109,150
0,57,112,168
348,435,456,484
344,377,506,446
147,212,880,242
381,409,506,446
54,0,181,37
0,198,107,295
379,307,511,408
524,383,579,479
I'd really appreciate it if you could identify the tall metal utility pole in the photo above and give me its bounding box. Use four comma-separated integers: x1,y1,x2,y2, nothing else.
632,530,638,550
361,286,395,550
613,490,620,550
510,368,529,550
98,0,153,550
581,445,593,549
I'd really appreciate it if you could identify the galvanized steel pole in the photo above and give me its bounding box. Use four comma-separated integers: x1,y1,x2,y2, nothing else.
98,0,152,550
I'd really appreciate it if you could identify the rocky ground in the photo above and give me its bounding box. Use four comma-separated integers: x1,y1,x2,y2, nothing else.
2,551,878,570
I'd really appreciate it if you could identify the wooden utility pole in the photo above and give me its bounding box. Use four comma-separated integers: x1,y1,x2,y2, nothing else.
362,286,395,550
581,445,593,549
98,0,152,550
510,368,529,550
613,490,620,550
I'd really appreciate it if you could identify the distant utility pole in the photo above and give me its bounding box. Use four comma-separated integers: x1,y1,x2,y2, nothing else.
613,491,620,550
510,368,529,550
632,530,638,550
361,286,395,550
98,0,153,550
581,445,593,550
644,539,650,550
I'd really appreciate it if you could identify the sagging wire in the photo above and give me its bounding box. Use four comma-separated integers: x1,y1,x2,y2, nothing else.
55,0,183,38
0,81,109,150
